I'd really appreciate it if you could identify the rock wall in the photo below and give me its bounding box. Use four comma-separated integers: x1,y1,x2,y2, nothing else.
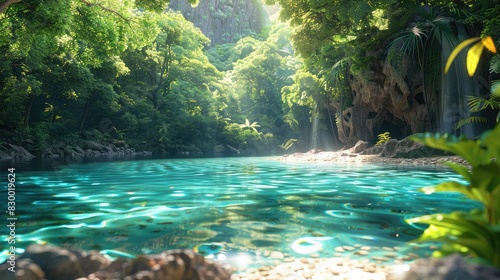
333,50,433,146
0,141,152,162
0,144,35,161
169,0,268,46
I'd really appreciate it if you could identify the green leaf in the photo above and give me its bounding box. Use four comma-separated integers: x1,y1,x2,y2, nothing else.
410,133,486,166
467,41,484,76
421,181,475,200
444,37,480,74
187,0,199,7
443,162,472,181
407,212,499,261
455,117,491,129
492,82,500,97
480,125,500,159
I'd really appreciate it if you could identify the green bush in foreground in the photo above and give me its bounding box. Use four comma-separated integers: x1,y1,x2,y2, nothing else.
407,124,500,268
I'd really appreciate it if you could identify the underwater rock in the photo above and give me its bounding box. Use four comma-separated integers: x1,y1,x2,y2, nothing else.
0,244,233,280
20,244,84,280
0,258,45,280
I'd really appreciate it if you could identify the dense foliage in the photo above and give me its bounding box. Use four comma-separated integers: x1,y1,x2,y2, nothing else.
1,0,499,157
408,123,500,268
0,0,322,156
265,0,500,136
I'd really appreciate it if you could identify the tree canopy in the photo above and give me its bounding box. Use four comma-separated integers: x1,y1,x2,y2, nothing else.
1,0,499,157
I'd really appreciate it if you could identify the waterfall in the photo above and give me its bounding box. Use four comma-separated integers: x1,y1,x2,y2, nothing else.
438,24,481,137
310,104,319,150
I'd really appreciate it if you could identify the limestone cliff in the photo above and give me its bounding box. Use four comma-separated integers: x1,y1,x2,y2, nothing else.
334,50,432,146
169,0,269,46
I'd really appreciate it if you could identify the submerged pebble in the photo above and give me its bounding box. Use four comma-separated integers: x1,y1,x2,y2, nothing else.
233,255,395,280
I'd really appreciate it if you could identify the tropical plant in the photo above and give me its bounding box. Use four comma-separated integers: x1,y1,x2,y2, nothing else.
407,124,500,268
446,36,499,129
455,95,500,128
239,119,261,133
279,138,298,150
376,132,391,146
444,36,497,77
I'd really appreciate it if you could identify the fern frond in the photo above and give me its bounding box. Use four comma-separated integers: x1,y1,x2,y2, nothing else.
467,96,488,112
455,117,491,129
280,138,297,150
489,54,500,73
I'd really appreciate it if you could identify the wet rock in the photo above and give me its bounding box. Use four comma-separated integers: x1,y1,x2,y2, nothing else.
349,140,371,153
0,144,36,161
0,245,232,280
79,251,110,275
362,137,445,159
0,259,45,280
387,254,500,280
20,244,85,280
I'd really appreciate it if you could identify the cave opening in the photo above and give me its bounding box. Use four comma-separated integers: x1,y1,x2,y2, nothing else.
414,92,425,105
367,112,377,119
374,120,404,142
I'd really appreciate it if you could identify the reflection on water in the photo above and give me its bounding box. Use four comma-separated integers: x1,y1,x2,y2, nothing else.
0,157,475,266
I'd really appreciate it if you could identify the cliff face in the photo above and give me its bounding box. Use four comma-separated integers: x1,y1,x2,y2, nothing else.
333,50,431,146
169,0,268,46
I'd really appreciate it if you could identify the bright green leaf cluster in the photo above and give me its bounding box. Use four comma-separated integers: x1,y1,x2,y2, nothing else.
408,124,500,267
376,132,391,146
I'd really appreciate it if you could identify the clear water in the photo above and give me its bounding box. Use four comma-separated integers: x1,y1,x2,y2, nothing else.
1,157,476,268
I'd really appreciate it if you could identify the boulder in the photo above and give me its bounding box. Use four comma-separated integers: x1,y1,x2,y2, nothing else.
361,137,445,158
0,258,45,280
387,254,500,280
1,244,233,280
0,144,36,160
349,140,371,153
20,244,85,280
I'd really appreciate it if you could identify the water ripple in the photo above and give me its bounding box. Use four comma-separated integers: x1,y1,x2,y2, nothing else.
2,157,476,261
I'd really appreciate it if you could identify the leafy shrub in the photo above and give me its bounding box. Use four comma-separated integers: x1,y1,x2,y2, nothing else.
407,124,500,268
376,132,391,146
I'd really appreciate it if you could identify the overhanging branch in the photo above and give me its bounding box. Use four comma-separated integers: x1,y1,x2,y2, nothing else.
80,0,131,22
0,0,23,15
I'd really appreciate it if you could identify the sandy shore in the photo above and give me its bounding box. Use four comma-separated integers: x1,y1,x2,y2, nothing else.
280,150,468,168
230,245,419,280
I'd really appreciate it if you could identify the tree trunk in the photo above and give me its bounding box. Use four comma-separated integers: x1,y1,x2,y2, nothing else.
24,93,34,127
0,0,22,14
79,93,95,134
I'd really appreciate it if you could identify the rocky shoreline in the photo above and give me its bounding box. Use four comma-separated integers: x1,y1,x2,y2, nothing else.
2,244,499,280
0,244,234,280
281,138,468,167
0,141,152,162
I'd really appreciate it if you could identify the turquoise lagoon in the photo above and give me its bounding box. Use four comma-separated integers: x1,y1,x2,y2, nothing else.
1,157,476,268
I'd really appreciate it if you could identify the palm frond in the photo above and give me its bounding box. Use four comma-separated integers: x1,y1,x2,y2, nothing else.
467,96,488,112
279,138,298,150
455,116,491,129
492,80,500,96
467,95,500,112
490,55,500,73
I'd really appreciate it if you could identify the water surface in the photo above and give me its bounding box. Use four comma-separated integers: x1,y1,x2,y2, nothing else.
1,157,474,267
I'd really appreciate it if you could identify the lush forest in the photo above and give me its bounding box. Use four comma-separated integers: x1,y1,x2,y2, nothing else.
0,0,499,157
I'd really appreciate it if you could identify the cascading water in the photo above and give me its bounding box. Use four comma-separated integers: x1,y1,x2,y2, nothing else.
310,104,319,150
438,24,482,137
